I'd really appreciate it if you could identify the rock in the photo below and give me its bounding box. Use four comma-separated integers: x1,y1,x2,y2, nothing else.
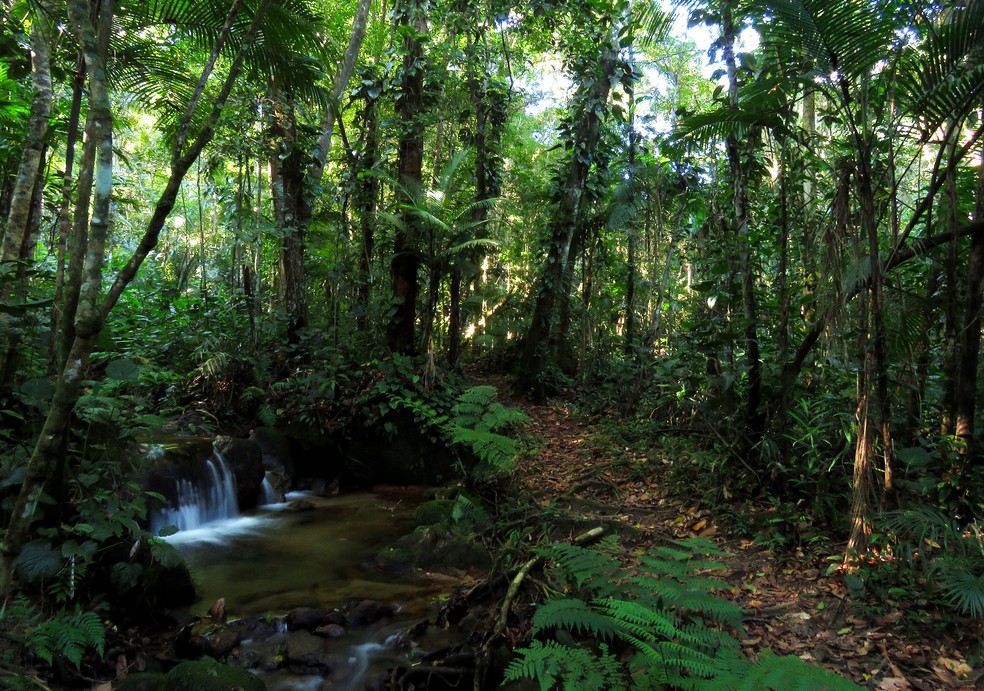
215,436,265,510
287,499,315,511
177,621,242,658
208,597,226,622
160,659,266,690
264,470,288,502
285,606,325,631
346,599,396,627
313,623,346,638
117,673,166,691
415,499,456,527
375,526,491,574
249,427,292,474
284,631,334,673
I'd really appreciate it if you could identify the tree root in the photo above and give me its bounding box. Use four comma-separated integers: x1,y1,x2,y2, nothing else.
472,525,606,691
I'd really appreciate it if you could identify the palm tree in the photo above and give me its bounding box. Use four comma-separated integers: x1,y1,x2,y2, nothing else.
378,150,500,369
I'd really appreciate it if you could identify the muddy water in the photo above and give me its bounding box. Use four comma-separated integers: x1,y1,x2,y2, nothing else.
168,491,444,619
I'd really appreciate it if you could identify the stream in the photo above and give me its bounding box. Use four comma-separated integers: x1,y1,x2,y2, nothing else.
162,488,460,689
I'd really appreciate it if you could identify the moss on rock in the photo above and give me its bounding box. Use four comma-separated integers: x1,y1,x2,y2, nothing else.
159,659,266,691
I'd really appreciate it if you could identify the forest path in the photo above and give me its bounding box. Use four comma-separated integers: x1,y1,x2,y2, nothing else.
472,372,979,690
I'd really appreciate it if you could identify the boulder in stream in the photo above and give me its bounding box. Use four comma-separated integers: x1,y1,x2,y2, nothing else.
159,659,266,690
285,630,336,673
285,606,327,631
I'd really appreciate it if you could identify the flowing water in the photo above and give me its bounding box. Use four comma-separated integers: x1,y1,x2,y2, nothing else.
166,491,441,617
151,454,460,689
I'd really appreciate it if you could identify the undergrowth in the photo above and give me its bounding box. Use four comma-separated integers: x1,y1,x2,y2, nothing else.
505,537,861,690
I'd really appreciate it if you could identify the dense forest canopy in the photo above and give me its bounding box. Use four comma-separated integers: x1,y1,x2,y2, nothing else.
1,0,983,686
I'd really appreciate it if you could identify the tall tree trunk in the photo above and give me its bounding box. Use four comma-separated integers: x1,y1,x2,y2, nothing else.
721,0,763,443
356,90,379,334
624,94,638,358
954,122,984,462
517,47,618,399
48,55,84,376
268,94,308,345
940,133,961,436
0,15,52,391
848,131,893,553
386,0,428,355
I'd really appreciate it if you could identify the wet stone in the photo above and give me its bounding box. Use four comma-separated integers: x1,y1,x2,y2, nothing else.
285,630,335,673
347,599,396,627
286,606,326,631
314,623,346,638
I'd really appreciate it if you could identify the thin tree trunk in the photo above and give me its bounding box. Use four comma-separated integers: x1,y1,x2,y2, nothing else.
356,92,379,333
0,15,52,390
721,0,763,442
940,133,961,436
48,55,84,376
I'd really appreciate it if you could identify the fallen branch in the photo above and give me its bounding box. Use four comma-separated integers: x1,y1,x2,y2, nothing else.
473,525,606,691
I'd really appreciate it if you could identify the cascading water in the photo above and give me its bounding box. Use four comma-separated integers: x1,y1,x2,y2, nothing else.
150,451,239,534
259,476,278,505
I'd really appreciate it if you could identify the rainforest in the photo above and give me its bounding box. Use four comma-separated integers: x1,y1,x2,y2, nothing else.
1,0,983,688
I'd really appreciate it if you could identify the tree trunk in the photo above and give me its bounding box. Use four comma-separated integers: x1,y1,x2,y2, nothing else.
954,127,984,461
386,0,428,355
268,94,309,345
721,0,763,443
517,48,618,399
356,90,379,333
0,15,52,391
940,133,961,436
48,54,84,376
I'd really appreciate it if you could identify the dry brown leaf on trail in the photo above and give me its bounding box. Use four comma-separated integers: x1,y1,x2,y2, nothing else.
877,677,912,690
938,657,973,679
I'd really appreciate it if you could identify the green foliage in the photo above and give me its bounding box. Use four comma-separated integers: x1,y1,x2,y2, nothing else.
879,507,984,619
445,385,529,476
506,538,861,690
30,608,105,669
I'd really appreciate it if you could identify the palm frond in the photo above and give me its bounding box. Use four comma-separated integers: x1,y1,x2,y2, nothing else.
631,0,673,52
753,0,899,83
896,0,984,137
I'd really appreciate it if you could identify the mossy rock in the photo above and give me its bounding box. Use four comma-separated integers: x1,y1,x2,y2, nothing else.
117,673,166,690
159,659,266,690
415,499,456,527
376,526,490,573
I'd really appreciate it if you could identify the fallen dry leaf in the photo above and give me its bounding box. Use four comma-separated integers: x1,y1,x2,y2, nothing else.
877,677,912,690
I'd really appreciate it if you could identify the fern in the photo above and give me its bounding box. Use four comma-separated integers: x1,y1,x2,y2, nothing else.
30,609,105,669
445,386,529,476
506,640,628,691
507,539,863,690
532,598,622,640
879,508,984,619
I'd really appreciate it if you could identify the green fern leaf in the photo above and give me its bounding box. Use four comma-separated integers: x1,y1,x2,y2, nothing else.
532,598,621,641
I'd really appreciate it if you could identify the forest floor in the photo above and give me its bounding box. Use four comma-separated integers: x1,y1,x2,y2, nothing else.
480,374,982,691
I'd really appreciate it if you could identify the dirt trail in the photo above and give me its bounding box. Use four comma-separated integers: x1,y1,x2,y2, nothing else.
483,376,981,690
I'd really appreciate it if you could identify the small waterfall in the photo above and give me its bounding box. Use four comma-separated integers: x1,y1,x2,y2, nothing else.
259,476,278,505
151,451,239,534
